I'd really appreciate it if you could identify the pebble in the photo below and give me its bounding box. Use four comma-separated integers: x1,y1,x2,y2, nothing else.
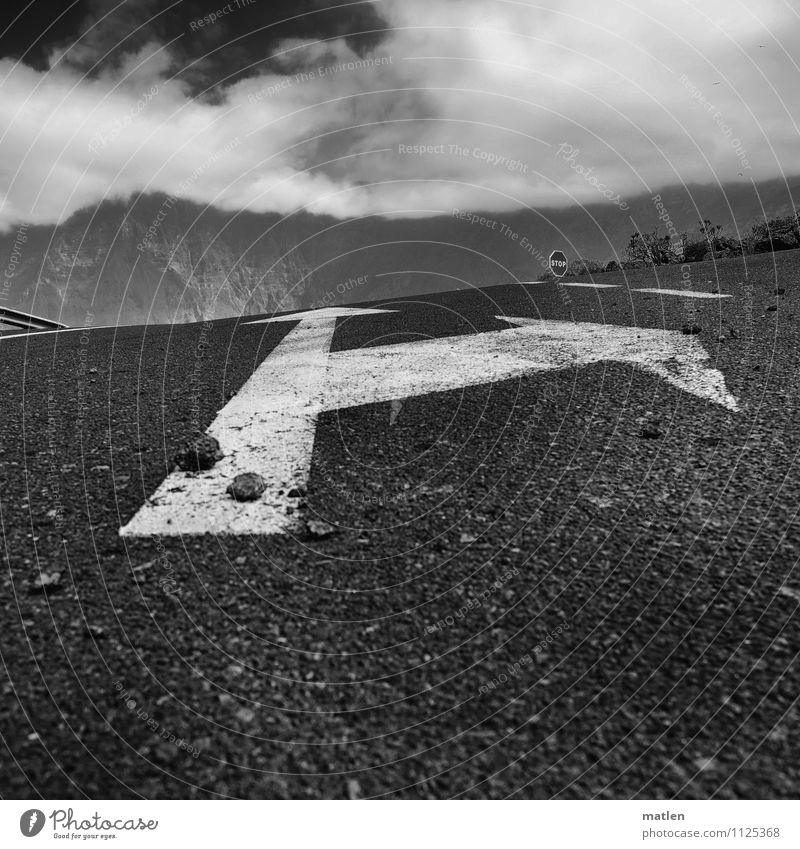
226,472,266,502
236,707,255,724
307,519,337,538
778,585,800,603
173,435,223,471
639,422,662,439
30,571,62,593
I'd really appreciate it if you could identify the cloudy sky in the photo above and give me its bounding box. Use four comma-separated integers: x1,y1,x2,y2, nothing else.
0,0,797,230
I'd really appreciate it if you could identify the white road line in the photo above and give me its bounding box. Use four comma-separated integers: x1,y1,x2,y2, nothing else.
559,282,619,288
633,288,732,299
121,310,739,538
120,307,394,538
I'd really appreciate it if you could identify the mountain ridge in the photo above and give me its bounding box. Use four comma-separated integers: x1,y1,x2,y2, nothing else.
2,175,799,326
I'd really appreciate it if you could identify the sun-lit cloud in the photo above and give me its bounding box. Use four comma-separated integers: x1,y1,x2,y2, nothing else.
0,0,797,230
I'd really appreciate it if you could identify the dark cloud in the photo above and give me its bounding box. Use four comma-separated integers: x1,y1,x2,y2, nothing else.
2,0,389,92
0,0,85,70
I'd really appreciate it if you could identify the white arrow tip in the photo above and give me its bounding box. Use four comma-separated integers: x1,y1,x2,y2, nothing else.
247,306,396,325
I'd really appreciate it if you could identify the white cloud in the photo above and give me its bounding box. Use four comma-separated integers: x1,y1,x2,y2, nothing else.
0,0,797,230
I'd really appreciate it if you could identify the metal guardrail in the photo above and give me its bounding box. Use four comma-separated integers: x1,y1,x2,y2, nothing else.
0,307,68,332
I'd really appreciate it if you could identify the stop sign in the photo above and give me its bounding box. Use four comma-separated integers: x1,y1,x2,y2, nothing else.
549,250,568,278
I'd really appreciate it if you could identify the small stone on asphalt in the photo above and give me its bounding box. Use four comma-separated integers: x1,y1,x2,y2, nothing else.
173,434,223,472
30,572,62,593
640,422,662,439
779,585,800,603
307,519,337,538
226,472,266,502
236,707,255,723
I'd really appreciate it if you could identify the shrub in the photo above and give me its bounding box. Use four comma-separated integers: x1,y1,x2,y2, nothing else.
682,239,708,262
750,213,799,253
713,235,744,258
567,258,603,276
682,219,743,262
619,210,800,268
625,229,679,266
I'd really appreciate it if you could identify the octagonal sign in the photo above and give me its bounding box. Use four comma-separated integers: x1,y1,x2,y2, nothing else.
549,250,568,278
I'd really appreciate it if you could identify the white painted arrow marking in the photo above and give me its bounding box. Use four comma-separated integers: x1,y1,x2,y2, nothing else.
245,306,394,325
121,312,738,538
120,306,394,538
320,317,738,413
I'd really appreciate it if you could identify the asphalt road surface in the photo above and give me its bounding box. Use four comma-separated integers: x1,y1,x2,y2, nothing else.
1,262,799,799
